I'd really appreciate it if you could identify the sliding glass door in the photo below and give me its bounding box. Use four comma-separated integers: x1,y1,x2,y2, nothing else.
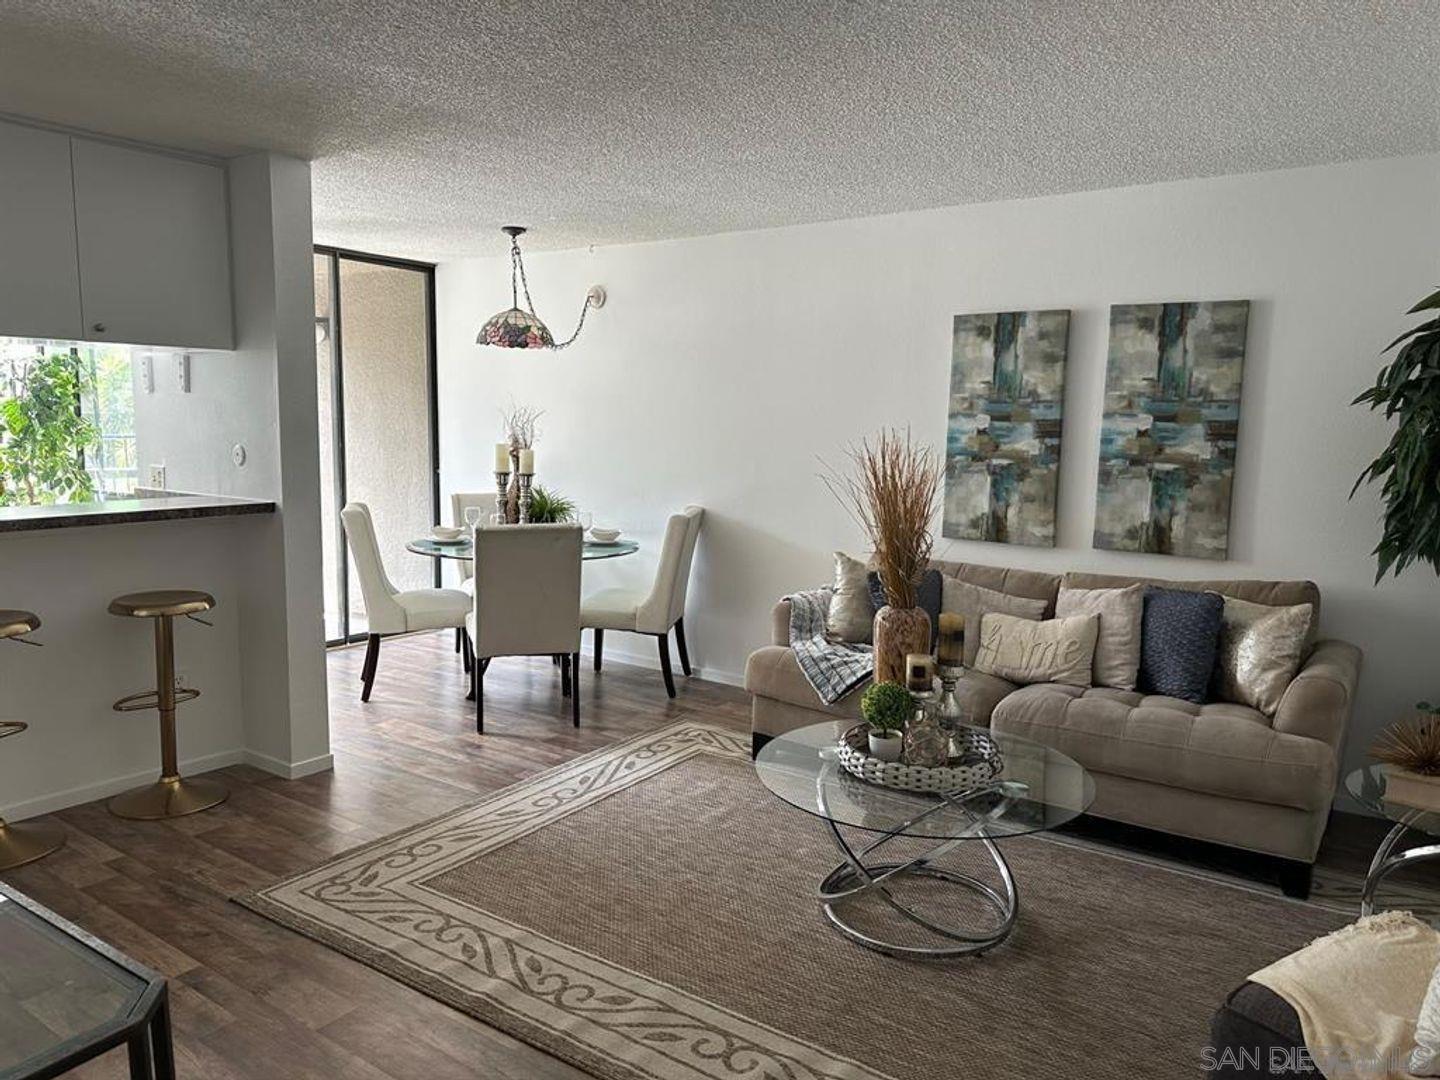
314,248,439,645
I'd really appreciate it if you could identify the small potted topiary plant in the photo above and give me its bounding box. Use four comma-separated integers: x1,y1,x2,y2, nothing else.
861,681,911,762
1371,701,1440,812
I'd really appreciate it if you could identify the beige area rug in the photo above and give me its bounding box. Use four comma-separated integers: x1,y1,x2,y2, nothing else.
241,722,1350,1080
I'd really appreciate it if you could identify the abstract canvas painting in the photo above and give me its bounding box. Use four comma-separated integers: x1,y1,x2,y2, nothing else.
1093,300,1250,559
943,309,1070,546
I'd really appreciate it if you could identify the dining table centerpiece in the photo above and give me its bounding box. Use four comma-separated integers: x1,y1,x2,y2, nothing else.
825,428,941,685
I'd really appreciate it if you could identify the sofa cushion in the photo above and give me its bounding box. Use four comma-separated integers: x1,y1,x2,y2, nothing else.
1138,587,1224,703
1055,583,1144,690
974,612,1099,687
990,683,1337,812
935,560,1061,611
1212,597,1313,716
744,645,1017,725
826,552,874,643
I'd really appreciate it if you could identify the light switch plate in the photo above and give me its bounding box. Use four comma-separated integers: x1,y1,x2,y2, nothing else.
148,464,166,490
140,355,154,394
175,353,191,393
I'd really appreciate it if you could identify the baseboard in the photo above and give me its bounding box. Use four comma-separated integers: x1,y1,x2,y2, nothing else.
585,641,746,689
1,747,246,822
243,749,335,780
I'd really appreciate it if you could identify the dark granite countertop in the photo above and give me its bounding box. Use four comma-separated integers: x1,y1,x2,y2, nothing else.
0,494,276,533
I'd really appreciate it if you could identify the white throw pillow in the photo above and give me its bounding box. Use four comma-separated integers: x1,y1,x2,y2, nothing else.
1412,959,1440,1075
1055,584,1144,690
973,612,1100,688
825,552,874,643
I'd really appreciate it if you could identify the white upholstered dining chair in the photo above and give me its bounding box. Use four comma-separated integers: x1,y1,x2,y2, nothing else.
582,505,703,698
341,502,470,702
465,523,583,733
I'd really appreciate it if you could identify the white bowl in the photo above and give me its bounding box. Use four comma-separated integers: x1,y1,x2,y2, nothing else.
589,527,621,543
431,525,463,541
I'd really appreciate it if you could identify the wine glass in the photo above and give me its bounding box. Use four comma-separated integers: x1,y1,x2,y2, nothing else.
464,506,482,532
577,509,593,535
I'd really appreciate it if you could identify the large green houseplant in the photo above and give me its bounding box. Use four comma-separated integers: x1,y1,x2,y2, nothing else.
0,352,98,506
1352,287,1440,582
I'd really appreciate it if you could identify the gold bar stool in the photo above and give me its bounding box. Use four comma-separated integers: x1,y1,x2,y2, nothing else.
0,609,66,869
107,590,228,820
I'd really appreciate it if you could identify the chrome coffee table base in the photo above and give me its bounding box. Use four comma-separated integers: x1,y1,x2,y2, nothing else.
1361,812,1440,916
816,797,1019,958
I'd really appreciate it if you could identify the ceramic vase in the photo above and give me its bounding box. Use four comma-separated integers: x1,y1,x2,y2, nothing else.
1382,765,1440,813
873,605,930,685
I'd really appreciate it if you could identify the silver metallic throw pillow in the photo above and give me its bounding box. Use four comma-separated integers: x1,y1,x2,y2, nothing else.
825,551,875,644
1211,597,1313,715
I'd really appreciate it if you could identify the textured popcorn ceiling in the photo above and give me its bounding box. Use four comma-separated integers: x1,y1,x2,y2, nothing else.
0,1,1437,260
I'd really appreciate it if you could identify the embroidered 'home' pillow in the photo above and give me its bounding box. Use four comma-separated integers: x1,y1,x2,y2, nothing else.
973,612,1100,687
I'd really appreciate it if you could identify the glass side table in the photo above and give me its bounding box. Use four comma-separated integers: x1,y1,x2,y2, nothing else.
1345,765,1440,917
0,881,173,1079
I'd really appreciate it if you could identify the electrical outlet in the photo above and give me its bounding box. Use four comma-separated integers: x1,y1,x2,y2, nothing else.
148,464,166,490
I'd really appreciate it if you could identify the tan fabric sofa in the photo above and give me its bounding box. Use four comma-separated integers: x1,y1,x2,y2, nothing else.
744,559,1362,898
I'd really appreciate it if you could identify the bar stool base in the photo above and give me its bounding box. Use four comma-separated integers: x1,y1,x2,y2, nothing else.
0,819,67,870
108,775,228,820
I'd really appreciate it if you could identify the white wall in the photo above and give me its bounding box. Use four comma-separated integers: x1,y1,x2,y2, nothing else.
437,153,1440,797
0,151,330,820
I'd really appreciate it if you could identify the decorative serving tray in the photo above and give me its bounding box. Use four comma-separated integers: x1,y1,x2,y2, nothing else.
837,723,1004,795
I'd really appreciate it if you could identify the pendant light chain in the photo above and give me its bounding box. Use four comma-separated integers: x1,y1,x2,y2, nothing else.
480,226,601,350
552,294,593,350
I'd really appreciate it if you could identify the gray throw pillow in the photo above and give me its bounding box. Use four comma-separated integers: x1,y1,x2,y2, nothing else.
1056,584,1144,690
825,552,874,643
940,577,1049,667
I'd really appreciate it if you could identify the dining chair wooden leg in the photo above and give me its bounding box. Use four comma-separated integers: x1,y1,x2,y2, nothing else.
461,631,473,675
571,652,580,727
560,653,572,698
360,634,381,702
475,661,485,733
656,633,676,699
674,618,691,677
593,628,604,671
454,628,462,654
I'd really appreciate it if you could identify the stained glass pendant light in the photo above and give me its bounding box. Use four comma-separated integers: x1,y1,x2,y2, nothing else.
477,226,605,349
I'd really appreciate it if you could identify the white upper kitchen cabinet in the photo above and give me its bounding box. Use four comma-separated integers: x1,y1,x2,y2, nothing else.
0,120,85,341
71,137,234,349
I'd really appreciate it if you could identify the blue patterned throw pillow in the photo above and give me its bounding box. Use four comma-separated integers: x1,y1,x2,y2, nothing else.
1138,588,1224,704
867,569,944,647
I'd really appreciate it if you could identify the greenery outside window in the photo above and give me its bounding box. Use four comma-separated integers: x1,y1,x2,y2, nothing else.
0,337,137,506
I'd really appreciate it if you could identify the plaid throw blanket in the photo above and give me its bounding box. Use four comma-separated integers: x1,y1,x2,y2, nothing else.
787,588,872,705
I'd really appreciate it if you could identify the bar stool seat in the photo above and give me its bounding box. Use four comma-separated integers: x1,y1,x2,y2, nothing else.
0,609,66,869
107,590,215,619
0,609,41,640
108,589,226,820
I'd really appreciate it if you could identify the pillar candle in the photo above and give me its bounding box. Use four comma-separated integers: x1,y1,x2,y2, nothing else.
494,443,511,472
905,653,935,693
937,613,965,666
518,448,535,474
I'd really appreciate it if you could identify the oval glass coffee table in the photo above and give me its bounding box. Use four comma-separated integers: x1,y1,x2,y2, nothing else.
754,721,1094,958
1346,765,1440,916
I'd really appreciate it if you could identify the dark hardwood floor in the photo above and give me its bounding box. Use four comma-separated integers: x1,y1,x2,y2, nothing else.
2,632,749,1079
0,630,1423,1077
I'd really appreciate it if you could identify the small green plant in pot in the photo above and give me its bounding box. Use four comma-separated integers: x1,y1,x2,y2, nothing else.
861,681,911,762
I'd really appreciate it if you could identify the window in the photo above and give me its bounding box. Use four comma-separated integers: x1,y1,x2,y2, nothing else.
0,337,137,505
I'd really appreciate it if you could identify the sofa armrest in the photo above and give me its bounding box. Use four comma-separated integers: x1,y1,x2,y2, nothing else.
1272,639,1362,749
771,599,793,646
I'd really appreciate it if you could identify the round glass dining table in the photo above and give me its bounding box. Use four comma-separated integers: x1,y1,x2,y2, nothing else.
406,536,640,561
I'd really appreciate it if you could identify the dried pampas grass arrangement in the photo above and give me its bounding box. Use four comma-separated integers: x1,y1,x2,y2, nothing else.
823,429,940,609
1372,713,1440,776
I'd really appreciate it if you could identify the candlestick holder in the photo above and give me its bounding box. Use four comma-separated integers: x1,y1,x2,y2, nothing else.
494,471,512,523
937,665,964,729
516,473,534,524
